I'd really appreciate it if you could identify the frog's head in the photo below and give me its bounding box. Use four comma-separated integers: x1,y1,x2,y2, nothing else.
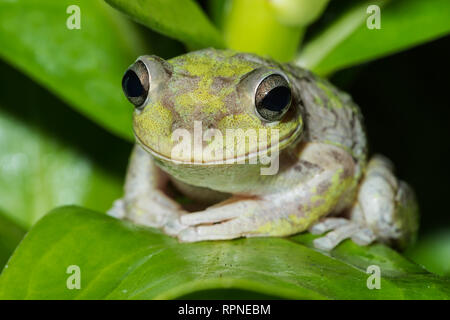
122,49,303,168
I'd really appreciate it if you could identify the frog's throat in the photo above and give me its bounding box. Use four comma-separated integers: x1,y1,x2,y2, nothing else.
135,125,303,165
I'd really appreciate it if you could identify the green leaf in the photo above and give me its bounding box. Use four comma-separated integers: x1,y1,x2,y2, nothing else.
222,0,303,62
0,0,152,140
207,0,231,31
1,206,448,299
268,0,330,28
296,0,450,75
405,230,450,277
105,0,224,49
0,210,25,271
0,61,130,229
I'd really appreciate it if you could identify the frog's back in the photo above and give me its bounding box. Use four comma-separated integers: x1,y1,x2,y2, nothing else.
282,63,368,172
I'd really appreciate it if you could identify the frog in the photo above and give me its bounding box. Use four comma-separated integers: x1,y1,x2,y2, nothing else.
108,48,419,251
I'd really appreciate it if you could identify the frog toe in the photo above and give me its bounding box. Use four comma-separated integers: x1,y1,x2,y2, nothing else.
107,199,126,219
351,228,376,246
312,222,363,251
180,206,241,226
309,217,349,235
177,223,243,242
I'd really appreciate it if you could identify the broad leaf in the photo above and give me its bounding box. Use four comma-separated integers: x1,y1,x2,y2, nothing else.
0,210,25,271
0,0,151,140
1,206,448,299
0,61,130,229
220,0,303,62
296,0,450,75
105,0,224,49
207,0,230,31
405,231,450,277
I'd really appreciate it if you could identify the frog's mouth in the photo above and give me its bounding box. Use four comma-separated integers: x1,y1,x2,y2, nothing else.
134,123,303,165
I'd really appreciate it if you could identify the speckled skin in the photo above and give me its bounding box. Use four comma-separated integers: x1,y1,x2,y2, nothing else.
109,49,419,250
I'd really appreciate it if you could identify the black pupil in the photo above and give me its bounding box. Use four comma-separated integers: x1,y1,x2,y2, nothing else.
262,86,291,112
122,70,143,97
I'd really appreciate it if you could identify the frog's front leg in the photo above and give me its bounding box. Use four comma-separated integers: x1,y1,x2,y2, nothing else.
177,143,356,242
108,144,187,235
311,155,419,250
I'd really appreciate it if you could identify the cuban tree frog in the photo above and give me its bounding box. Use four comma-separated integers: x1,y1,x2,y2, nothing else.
109,49,419,251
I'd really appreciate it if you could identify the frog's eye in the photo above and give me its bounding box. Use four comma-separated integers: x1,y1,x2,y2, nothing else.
122,60,150,108
255,74,291,122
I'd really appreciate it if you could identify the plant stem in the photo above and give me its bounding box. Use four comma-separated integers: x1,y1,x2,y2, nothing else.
223,0,304,62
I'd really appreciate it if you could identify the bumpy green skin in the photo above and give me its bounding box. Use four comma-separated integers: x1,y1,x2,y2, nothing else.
134,49,364,193
125,48,418,248
134,50,301,160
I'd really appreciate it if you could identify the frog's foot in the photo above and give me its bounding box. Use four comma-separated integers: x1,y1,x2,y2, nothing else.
309,218,376,251
110,145,189,236
350,155,419,249
122,193,188,236
177,197,263,242
108,198,126,219
108,198,186,235
310,155,419,251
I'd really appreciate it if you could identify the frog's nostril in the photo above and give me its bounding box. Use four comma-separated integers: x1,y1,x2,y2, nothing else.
123,70,143,97
122,60,150,108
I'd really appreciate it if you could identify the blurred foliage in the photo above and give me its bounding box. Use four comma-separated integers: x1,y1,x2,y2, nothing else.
0,210,25,271
0,207,448,299
0,0,448,299
297,0,450,75
221,0,305,62
406,231,450,277
105,0,224,50
0,0,149,140
0,61,129,229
